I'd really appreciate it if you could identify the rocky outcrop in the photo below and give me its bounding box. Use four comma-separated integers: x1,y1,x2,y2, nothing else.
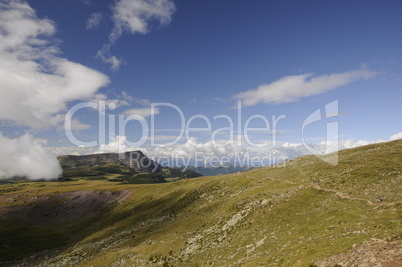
58,151,161,173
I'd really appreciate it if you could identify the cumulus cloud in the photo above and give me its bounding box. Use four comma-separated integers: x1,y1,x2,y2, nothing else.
96,135,129,154
0,133,62,179
97,0,176,70
86,12,103,29
233,69,377,106
0,0,110,129
0,1,110,179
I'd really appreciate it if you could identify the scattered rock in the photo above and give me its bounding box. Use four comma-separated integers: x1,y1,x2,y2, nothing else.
315,237,402,267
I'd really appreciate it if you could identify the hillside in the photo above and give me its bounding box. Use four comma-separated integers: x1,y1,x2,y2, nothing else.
0,140,401,266
186,165,254,176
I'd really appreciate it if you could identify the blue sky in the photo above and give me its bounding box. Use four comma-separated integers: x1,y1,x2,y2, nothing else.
0,0,402,177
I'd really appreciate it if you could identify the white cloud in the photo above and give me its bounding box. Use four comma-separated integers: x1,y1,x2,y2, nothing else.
390,132,402,141
56,114,92,132
70,118,92,131
112,0,176,35
91,93,131,109
151,135,183,141
86,12,103,30
46,145,97,156
119,91,134,103
123,107,160,117
96,52,123,71
134,97,152,106
97,0,176,70
0,133,62,180
0,1,112,179
0,0,110,129
233,69,377,106
106,92,152,107
96,135,128,154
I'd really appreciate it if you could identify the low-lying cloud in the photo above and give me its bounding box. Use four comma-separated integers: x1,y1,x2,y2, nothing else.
51,132,402,168
0,133,62,180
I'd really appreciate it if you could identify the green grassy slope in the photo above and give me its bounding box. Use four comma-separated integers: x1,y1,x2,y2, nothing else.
0,140,401,266
61,163,167,184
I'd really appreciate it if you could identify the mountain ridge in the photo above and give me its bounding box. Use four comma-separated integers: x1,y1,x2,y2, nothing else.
58,150,161,173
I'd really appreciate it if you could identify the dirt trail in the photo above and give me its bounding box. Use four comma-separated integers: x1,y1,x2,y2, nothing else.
313,184,374,205
264,175,398,207
312,184,399,207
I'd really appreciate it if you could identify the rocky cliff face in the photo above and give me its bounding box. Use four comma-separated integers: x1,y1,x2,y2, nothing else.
58,151,161,173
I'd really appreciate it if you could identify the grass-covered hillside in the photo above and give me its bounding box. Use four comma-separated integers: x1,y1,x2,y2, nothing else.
0,140,401,266
61,163,167,184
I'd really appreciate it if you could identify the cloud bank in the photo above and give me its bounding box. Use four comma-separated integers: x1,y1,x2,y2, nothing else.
97,0,176,70
51,132,402,168
0,133,62,180
233,69,376,106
